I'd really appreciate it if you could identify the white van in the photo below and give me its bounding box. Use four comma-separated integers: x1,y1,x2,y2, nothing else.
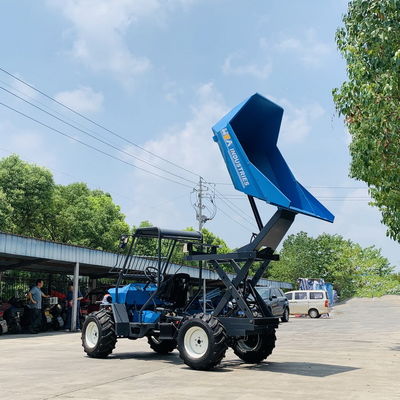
284,290,331,318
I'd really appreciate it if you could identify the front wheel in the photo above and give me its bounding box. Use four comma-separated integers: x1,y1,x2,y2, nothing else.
148,335,177,354
81,309,117,358
177,314,227,370
233,331,276,363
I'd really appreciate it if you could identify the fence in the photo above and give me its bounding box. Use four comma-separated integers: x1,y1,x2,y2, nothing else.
0,271,89,302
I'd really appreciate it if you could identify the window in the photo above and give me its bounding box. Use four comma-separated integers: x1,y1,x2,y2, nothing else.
256,288,269,299
309,292,324,300
285,292,293,300
295,292,307,300
271,288,279,297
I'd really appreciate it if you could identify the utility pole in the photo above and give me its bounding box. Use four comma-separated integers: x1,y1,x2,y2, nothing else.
192,176,216,231
191,177,216,313
198,177,205,231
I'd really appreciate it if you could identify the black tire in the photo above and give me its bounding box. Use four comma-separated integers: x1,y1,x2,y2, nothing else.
233,330,276,363
308,308,320,319
9,320,22,334
148,336,177,354
281,307,290,322
81,309,117,358
177,313,227,370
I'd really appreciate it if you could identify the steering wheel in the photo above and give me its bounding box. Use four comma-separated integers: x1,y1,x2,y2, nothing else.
144,266,159,283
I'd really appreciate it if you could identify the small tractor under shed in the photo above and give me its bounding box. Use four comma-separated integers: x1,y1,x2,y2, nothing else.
81,93,334,370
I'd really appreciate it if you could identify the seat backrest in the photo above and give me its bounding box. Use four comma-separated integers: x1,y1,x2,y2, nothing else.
157,273,191,308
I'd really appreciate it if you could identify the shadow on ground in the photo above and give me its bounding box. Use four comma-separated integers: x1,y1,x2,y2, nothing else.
221,360,359,377
109,351,182,365
109,351,359,377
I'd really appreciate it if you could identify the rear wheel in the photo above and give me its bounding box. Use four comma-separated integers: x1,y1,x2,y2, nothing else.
148,335,177,354
81,309,117,358
233,330,276,363
177,313,227,370
281,307,289,322
308,308,320,319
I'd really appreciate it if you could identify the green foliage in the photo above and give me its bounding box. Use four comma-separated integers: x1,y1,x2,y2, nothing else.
333,0,400,241
0,155,129,251
268,231,395,298
387,285,400,295
0,154,54,236
200,227,232,254
44,183,130,250
185,226,232,253
356,274,399,297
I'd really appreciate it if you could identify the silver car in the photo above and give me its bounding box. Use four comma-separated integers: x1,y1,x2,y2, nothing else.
284,290,331,318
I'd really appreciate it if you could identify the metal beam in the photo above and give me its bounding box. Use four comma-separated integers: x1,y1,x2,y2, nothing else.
0,258,47,272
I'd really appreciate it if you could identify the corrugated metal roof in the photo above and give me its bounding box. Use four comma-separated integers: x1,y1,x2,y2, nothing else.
0,232,292,289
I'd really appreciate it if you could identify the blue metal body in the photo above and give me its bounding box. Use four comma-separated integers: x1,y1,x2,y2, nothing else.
212,93,334,223
109,283,162,323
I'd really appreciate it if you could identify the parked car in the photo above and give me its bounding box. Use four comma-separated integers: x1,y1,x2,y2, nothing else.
284,290,331,318
255,287,290,322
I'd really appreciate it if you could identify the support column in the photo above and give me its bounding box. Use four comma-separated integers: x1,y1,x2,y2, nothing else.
71,262,79,332
203,278,207,313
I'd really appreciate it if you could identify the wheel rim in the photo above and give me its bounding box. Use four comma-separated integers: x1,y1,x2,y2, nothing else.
309,310,318,318
237,335,261,352
285,309,289,319
85,321,99,348
184,326,209,359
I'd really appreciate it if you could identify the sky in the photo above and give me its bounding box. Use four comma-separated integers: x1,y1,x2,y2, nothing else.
0,0,398,270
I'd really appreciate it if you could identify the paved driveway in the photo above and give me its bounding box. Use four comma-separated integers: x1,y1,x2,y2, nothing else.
0,296,399,400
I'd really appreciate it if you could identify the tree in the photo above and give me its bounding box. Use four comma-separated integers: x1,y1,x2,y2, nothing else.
200,228,232,254
0,155,130,251
44,183,130,251
333,0,400,241
268,231,394,298
0,155,54,236
0,189,14,232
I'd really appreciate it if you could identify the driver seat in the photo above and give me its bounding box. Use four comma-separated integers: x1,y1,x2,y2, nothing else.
157,273,191,308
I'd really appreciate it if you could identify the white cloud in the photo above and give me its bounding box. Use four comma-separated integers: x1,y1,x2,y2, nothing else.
48,0,198,86
54,86,104,113
277,28,331,68
124,83,232,227
0,121,58,167
48,0,156,85
222,53,272,79
278,100,325,144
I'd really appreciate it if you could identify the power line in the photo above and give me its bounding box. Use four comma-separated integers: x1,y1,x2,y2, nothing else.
0,101,193,189
214,204,254,233
216,182,369,190
0,85,197,186
214,192,257,230
0,78,116,145
0,144,193,213
0,69,257,229
0,66,201,178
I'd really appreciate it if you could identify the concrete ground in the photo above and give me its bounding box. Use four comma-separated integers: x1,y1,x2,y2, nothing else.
0,296,399,400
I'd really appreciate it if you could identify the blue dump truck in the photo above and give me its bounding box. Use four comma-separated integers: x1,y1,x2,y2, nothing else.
81,93,334,370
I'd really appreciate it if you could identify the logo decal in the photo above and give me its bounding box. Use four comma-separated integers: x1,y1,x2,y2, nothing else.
220,128,250,188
